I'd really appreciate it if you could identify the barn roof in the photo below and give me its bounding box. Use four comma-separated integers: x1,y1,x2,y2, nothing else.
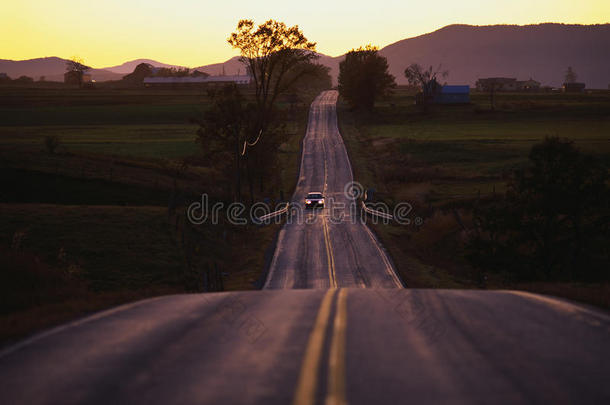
441,85,470,94
143,75,250,84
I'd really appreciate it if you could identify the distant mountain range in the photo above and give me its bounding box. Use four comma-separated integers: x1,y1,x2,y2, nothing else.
0,57,123,82
102,59,188,74
2,24,609,88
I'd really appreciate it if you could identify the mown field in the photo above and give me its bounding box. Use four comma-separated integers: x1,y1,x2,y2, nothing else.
0,86,210,159
0,84,309,345
338,88,610,307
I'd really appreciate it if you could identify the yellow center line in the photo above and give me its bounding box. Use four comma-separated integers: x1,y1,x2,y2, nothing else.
326,288,348,405
320,135,337,289
292,289,337,405
323,216,337,288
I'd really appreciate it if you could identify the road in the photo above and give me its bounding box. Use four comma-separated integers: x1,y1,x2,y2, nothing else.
264,91,401,289
1,90,609,404
1,289,609,404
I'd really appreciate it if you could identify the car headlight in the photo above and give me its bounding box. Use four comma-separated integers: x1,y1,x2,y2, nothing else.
306,200,311,204
320,199,324,204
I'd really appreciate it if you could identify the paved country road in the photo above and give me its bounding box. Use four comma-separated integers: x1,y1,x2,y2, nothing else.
1,91,609,404
1,290,609,404
264,91,401,289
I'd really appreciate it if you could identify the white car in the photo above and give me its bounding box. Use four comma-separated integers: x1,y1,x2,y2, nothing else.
305,192,324,208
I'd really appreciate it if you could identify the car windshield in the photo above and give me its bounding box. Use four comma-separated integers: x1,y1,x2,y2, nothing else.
307,193,323,199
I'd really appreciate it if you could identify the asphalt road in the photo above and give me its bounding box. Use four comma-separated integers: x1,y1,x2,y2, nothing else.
264,91,402,289
1,90,609,404
1,289,608,404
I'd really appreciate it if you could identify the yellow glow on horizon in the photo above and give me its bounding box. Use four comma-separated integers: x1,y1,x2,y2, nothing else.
1,0,609,68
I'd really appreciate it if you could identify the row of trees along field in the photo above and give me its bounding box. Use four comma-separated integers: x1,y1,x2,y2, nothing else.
195,19,331,204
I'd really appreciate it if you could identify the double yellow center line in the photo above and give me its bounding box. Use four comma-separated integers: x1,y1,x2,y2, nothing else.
323,216,337,289
320,138,337,290
292,289,348,405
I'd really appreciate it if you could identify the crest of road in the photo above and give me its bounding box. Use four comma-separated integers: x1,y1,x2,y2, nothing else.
0,91,608,405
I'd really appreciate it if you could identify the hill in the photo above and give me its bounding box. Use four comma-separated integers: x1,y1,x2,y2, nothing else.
378,23,610,88
193,56,244,76
197,24,609,88
0,57,123,82
102,59,188,74
2,24,608,87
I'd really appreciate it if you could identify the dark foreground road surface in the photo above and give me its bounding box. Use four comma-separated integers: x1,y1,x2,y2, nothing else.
1,289,608,404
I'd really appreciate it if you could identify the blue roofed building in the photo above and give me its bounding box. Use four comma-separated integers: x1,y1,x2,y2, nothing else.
434,85,470,104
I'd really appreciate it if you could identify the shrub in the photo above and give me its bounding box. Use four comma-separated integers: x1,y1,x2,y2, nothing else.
469,137,609,281
44,135,60,154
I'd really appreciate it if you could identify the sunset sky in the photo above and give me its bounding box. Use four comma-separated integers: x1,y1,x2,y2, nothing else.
2,0,609,68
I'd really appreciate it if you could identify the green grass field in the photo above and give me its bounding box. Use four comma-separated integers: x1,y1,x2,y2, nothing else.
0,86,209,159
341,89,610,203
338,88,610,307
0,124,198,158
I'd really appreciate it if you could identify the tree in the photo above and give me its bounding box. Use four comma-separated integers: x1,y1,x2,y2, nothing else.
282,62,331,117
338,45,396,112
283,62,331,97
122,63,154,83
404,64,448,112
194,84,252,202
154,67,191,77
469,137,609,281
227,19,318,145
44,135,60,154
65,56,90,86
564,66,577,84
14,75,34,84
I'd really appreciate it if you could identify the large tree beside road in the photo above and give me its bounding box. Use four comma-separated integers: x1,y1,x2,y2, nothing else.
228,19,319,146
204,19,329,202
338,45,396,112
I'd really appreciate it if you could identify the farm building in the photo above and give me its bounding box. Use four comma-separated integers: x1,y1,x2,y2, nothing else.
516,79,541,91
562,82,586,93
434,85,470,104
476,77,517,92
143,75,251,87
476,77,541,92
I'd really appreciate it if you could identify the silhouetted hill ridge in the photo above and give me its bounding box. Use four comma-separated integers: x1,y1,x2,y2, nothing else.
1,24,608,87
0,57,123,82
379,23,610,87
102,59,188,74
